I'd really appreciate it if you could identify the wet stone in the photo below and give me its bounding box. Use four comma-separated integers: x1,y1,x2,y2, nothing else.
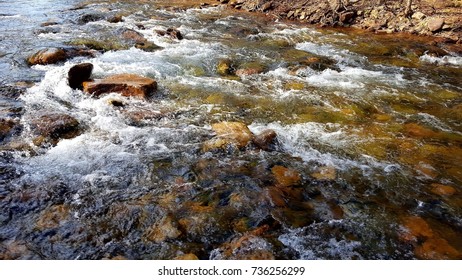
311,166,337,181
27,48,66,65
252,129,277,150
430,183,457,196
144,216,181,243
68,63,93,90
399,216,434,242
31,113,80,143
36,205,70,230
414,237,461,260
271,165,301,188
203,121,253,151
211,234,275,260
83,74,157,99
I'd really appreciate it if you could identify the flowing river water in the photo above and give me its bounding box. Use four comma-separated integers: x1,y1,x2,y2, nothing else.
1,0,462,259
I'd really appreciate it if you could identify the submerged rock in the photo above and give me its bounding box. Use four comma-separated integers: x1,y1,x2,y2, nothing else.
252,129,277,150
271,165,301,188
27,48,66,65
31,113,80,144
211,234,275,260
203,121,253,151
217,59,234,76
82,74,157,99
155,28,183,40
414,237,461,260
429,183,457,196
235,61,266,76
68,63,93,90
0,118,17,141
144,216,181,243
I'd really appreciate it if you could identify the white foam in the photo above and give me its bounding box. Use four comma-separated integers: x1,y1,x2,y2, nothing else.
420,54,462,67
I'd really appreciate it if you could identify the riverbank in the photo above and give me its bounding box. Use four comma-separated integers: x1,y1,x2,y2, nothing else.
220,0,462,49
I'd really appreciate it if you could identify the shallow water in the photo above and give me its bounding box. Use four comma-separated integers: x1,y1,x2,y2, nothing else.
1,0,461,259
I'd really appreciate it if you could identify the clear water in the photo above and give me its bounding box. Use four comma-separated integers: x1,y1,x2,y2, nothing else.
1,0,461,259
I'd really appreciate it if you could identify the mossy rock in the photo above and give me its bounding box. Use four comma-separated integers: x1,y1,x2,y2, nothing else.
68,38,128,52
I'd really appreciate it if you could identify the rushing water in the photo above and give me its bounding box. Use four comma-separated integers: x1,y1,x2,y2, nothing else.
1,0,461,259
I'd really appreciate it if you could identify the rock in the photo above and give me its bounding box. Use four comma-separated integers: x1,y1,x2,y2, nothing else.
261,2,272,12
217,59,234,76
339,11,356,24
36,205,70,230
211,234,275,260
40,21,58,27
430,183,457,196
414,237,461,260
403,123,437,138
68,63,93,90
399,216,434,242
155,28,183,40
27,48,66,65
311,166,337,181
135,41,162,52
211,121,253,148
121,29,146,43
107,15,124,23
31,113,80,142
271,165,301,188
82,74,157,99
252,129,277,150
173,253,199,260
427,18,444,32
412,12,426,20
78,13,105,24
235,62,266,76
0,118,16,141
68,38,128,52
144,216,181,243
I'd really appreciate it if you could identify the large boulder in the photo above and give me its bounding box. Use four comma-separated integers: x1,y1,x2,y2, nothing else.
82,74,157,99
27,48,66,65
68,63,93,90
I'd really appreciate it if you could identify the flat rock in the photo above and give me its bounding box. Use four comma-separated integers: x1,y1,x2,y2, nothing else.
27,48,66,65
82,74,157,98
427,17,444,32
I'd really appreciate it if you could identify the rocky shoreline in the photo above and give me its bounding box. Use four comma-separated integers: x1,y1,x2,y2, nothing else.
218,0,462,48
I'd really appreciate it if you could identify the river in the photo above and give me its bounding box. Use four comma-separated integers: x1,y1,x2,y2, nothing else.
0,0,461,259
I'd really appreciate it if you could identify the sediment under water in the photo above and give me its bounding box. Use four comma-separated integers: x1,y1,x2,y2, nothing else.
0,0,461,259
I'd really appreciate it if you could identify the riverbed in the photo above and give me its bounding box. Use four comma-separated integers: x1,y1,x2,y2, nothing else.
1,0,461,259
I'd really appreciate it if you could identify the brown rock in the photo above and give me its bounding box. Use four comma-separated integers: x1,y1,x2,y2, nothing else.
430,183,457,196
427,18,444,32
122,29,145,43
311,166,337,181
0,118,16,141
252,129,277,150
209,121,253,149
144,216,181,243
339,11,356,23
403,123,437,138
414,237,461,260
155,28,183,40
174,253,199,260
36,205,70,230
212,234,275,260
107,15,124,23
271,165,301,188
68,63,93,90
399,216,434,242
31,113,80,141
27,48,66,65
83,74,157,98
217,59,233,76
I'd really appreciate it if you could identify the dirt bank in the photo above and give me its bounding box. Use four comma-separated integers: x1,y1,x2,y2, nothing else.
219,0,462,45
